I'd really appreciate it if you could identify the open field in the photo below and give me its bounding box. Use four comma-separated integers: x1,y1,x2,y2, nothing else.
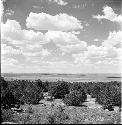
2,73,122,82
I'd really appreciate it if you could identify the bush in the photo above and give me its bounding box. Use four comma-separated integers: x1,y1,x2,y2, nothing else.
48,81,70,99
96,83,121,111
25,105,34,114
1,108,14,123
20,86,43,105
1,77,21,110
63,90,87,106
46,106,69,124
110,86,121,107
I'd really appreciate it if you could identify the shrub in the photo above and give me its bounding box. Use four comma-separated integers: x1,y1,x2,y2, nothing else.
46,106,69,124
1,108,14,123
48,81,70,99
20,87,43,105
1,89,18,109
43,81,49,92
25,105,34,114
46,114,57,124
96,83,121,111
110,86,121,107
63,90,87,106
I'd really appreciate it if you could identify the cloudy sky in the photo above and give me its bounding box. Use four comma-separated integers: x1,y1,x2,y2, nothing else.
1,0,122,73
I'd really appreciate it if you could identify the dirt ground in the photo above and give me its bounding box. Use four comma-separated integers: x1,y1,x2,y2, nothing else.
16,94,121,124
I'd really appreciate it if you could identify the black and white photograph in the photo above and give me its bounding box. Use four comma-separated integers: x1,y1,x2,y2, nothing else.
1,0,122,124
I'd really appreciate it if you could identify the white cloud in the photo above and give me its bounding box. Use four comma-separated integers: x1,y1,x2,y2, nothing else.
33,5,40,9
93,6,122,24
1,20,51,64
72,45,121,64
94,38,99,42
85,23,89,27
72,28,121,65
0,0,5,22
1,44,22,55
45,30,82,45
25,44,42,51
2,20,86,61
45,30,87,54
41,49,51,56
1,20,44,43
1,56,19,66
71,31,80,35
95,59,121,65
72,53,90,64
102,30,122,47
25,49,51,63
26,12,82,31
23,50,49,57
59,42,87,55
5,9,14,16
48,0,68,6
87,45,119,59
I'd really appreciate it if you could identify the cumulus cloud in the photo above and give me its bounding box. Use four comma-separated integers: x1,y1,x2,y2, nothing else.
1,20,44,43
72,45,121,64
1,19,51,63
2,18,121,68
41,49,51,56
23,49,50,57
59,42,87,55
94,38,99,42
26,12,82,31
71,31,80,35
1,57,19,66
5,9,14,16
0,0,5,22
45,30,87,54
95,59,121,65
48,0,68,6
45,30,82,45
1,44,22,55
87,45,119,59
102,30,122,47
0,1,3,21
93,6,122,24
1,19,86,62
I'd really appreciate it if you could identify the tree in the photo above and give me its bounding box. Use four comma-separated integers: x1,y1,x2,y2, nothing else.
48,81,70,99
63,90,87,106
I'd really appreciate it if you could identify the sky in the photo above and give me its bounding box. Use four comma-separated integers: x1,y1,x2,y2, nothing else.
1,0,122,73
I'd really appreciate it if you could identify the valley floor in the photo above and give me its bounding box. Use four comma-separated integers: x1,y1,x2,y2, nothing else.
3,94,121,124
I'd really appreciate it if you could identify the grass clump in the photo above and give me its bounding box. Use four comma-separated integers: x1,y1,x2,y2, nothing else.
46,105,69,124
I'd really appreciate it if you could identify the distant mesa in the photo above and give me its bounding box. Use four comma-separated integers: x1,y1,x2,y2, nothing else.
106,76,121,78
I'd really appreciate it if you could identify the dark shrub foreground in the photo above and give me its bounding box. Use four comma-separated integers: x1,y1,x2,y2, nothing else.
1,108,14,123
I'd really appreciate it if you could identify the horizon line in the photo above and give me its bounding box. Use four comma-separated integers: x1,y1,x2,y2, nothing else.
1,72,121,74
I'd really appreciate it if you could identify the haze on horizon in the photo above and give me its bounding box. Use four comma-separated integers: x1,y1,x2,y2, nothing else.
1,0,122,74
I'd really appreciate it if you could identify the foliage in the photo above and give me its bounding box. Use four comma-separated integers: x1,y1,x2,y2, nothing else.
1,76,121,112
25,105,34,114
48,81,70,99
63,90,87,106
19,83,43,104
1,108,14,123
94,82,121,110
46,106,69,124
1,77,19,109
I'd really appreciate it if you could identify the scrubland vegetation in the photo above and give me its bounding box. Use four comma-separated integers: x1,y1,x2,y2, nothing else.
1,76,121,124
